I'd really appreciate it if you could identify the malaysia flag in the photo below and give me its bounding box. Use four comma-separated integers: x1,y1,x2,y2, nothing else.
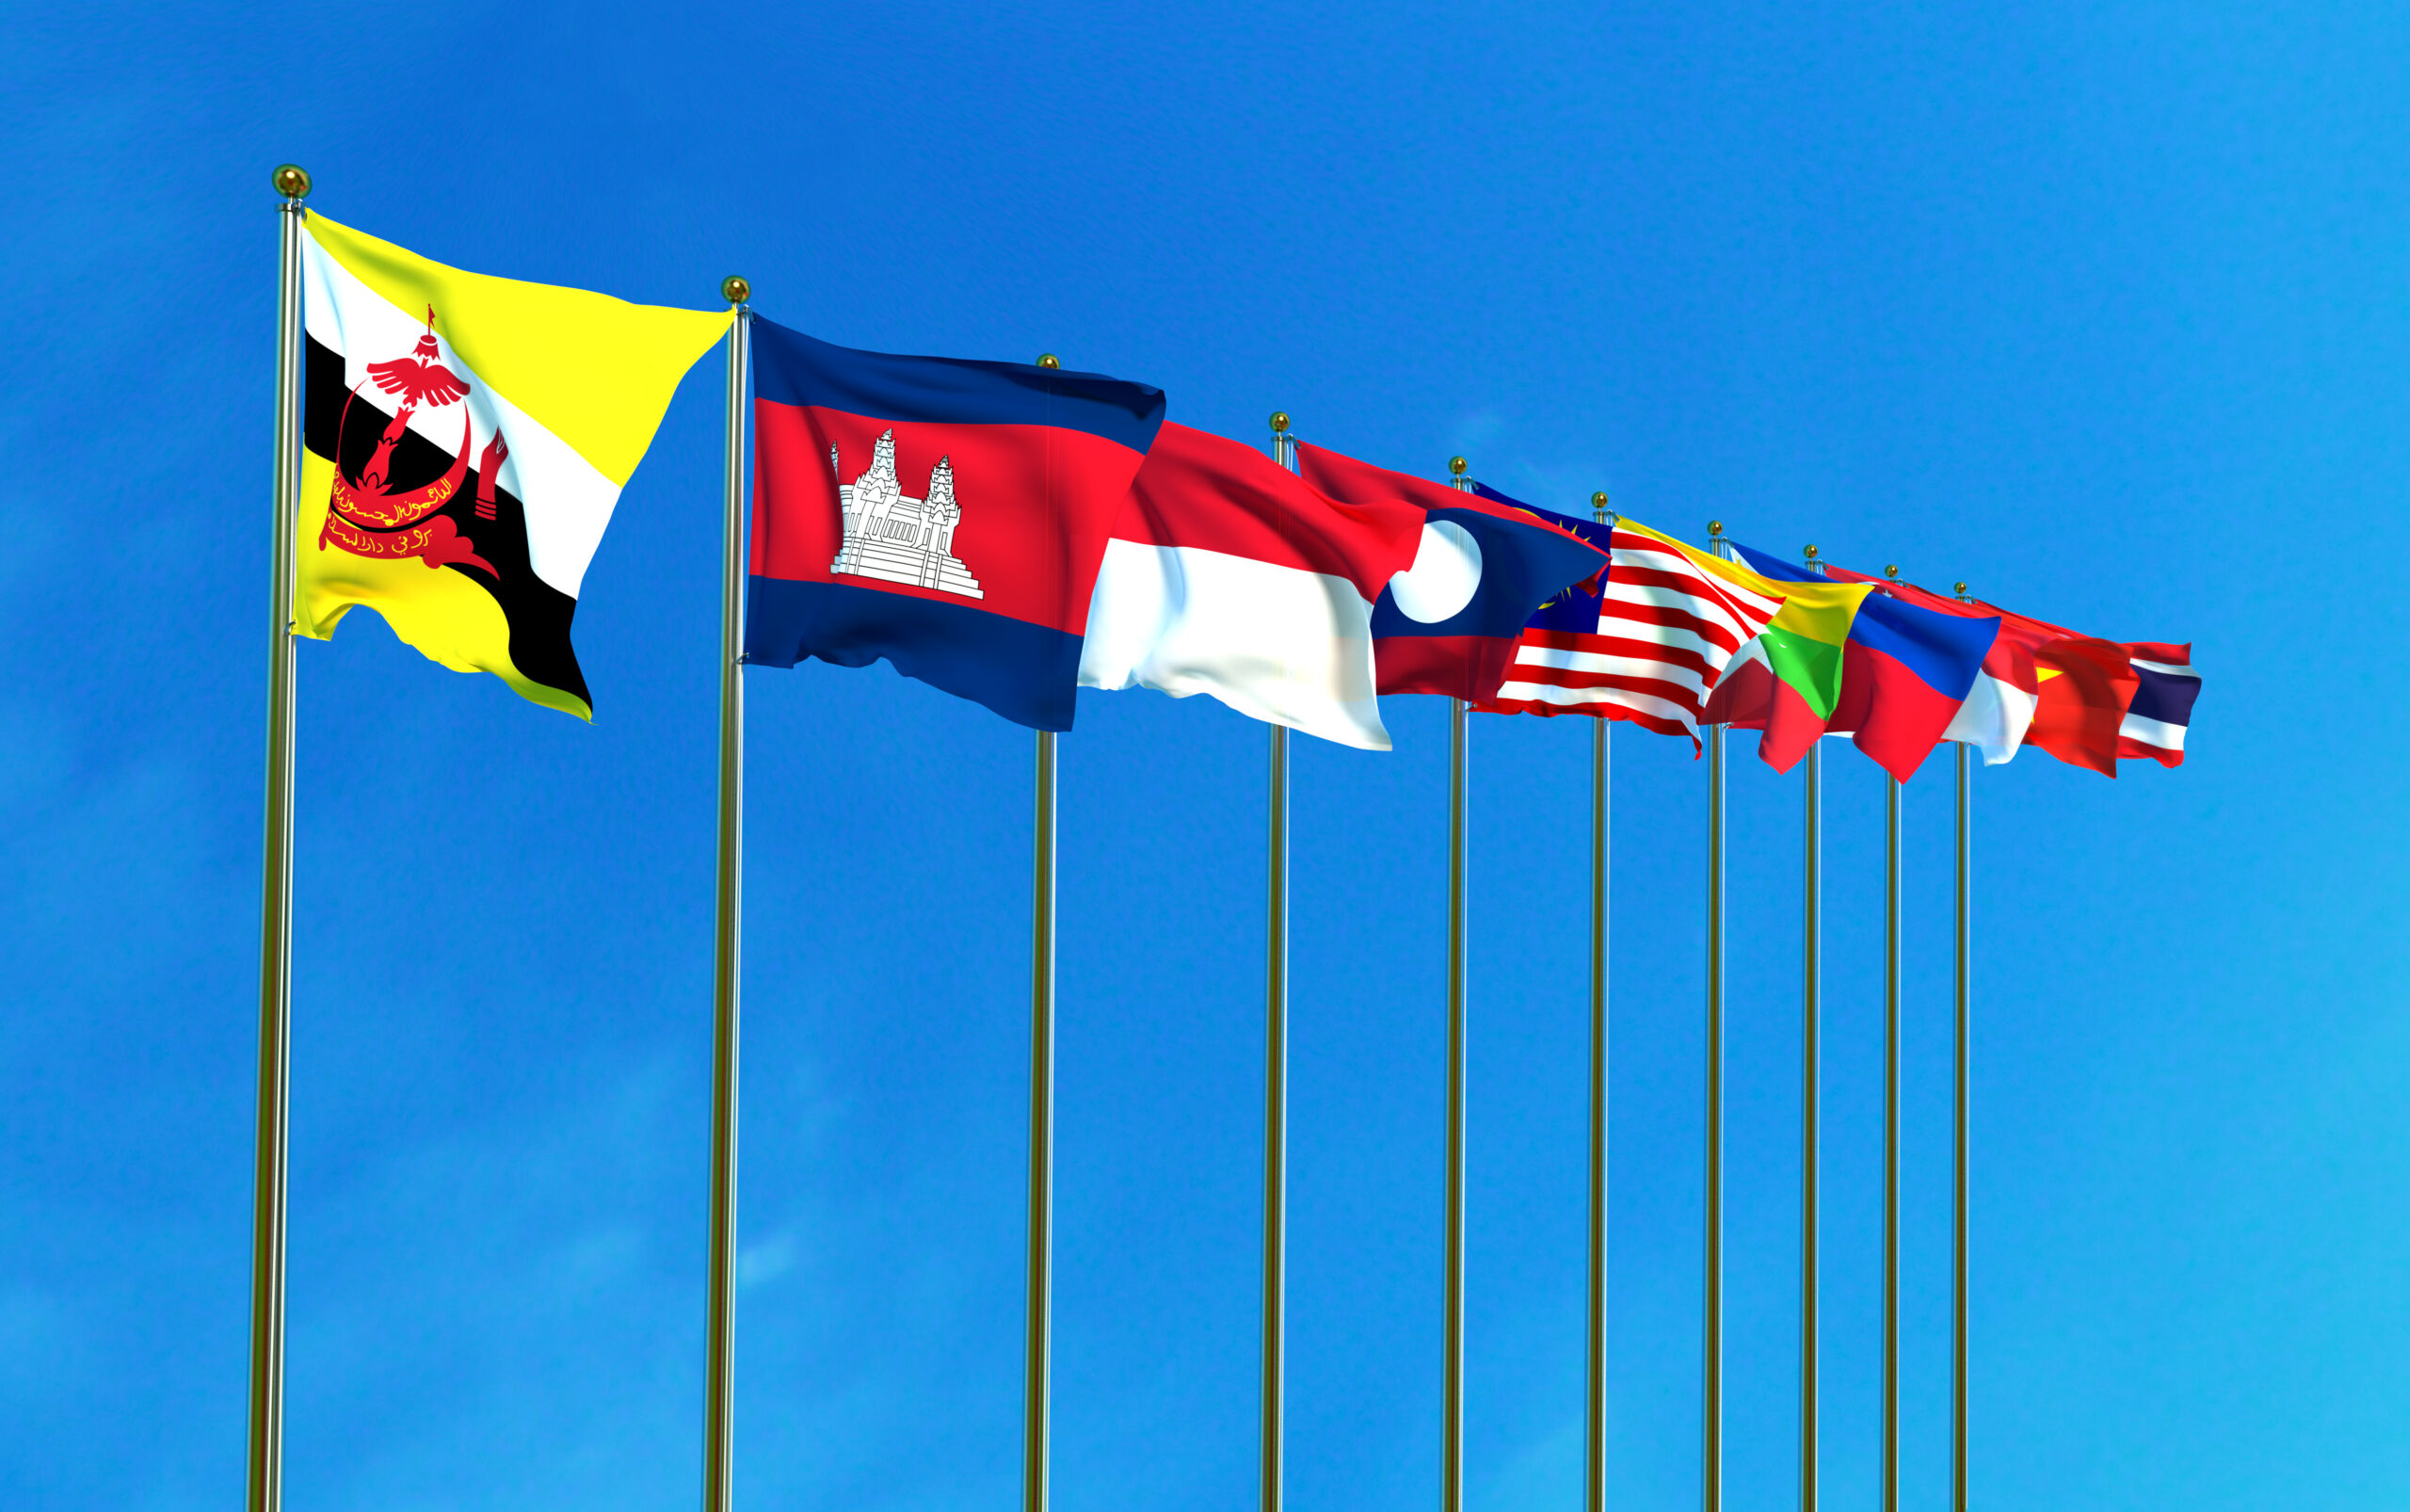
745,318,1165,731
1077,424,1424,749
1292,445,1607,702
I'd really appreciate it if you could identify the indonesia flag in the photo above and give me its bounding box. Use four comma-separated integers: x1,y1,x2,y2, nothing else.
2117,642,2199,767
1077,425,1425,749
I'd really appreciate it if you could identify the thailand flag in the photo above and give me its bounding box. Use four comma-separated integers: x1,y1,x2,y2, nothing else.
1293,446,1607,702
745,317,1165,731
2117,642,2198,767
1077,424,1424,749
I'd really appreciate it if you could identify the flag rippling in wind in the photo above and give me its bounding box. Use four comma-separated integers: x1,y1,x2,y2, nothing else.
1478,514,1776,748
297,215,731,716
1696,544,1874,770
1293,448,1606,702
745,319,1166,732
1077,424,1424,749
1723,547,2001,782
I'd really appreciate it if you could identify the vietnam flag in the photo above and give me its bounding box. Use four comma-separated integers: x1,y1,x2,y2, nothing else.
298,215,731,717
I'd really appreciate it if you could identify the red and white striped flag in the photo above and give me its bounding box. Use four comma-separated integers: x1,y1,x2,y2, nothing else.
1483,518,1782,746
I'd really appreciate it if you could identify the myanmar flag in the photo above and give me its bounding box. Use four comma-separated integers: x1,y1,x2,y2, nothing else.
298,215,730,716
1692,539,1873,770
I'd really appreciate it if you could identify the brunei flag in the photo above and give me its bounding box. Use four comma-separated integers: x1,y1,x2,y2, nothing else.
297,215,730,716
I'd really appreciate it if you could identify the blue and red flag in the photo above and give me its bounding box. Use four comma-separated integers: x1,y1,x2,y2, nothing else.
1292,446,1606,701
745,317,1166,731
1722,542,2000,781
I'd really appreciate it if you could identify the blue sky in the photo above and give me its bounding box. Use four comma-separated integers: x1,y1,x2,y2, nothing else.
6,2,2406,1508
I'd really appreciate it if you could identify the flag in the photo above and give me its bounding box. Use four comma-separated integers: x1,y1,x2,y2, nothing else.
1731,550,2001,782
1695,545,1874,772
2117,642,2198,768
1291,447,1605,702
1823,565,2038,765
1076,424,1424,749
744,319,1166,732
297,215,730,717
1961,599,2136,776
1472,509,1769,748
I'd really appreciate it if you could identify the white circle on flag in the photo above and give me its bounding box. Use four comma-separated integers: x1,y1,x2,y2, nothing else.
1389,521,1484,623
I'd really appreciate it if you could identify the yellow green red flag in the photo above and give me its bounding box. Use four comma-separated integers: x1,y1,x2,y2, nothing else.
297,214,730,716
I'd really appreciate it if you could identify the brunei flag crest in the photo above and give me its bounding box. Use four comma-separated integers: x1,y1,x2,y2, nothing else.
298,215,729,716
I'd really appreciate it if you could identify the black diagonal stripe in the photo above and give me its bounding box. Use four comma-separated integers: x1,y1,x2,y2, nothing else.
306,334,592,711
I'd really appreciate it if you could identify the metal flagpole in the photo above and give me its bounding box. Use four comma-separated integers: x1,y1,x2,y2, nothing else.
700,277,751,1512
1026,353,1066,1512
1703,521,1727,1512
1881,565,1903,1512
1952,582,1972,1512
1261,412,1296,1512
1441,454,1473,1512
1586,491,1612,1512
248,160,310,1512
1800,546,1824,1512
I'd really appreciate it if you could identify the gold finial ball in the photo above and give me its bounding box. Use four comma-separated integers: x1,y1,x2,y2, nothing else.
1448,456,1468,476
1269,411,1290,433
1709,519,1723,536
1885,563,1901,579
1036,353,1062,370
1954,581,1968,596
720,276,750,306
1591,491,1608,508
1804,544,1819,559
272,164,312,199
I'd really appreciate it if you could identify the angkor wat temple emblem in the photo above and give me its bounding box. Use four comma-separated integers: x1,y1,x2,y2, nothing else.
828,429,985,599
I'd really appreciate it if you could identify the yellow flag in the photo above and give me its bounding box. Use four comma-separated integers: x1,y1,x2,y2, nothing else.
297,214,730,717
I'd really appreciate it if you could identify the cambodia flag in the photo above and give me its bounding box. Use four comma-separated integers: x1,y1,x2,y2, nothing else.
745,317,1165,731
1727,545,2000,781
1292,446,1606,701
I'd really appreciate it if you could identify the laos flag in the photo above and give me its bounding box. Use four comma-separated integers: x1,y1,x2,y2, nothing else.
745,317,1166,731
1293,443,1607,702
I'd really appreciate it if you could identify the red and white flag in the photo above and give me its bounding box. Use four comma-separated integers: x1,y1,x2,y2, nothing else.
1077,424,1424,749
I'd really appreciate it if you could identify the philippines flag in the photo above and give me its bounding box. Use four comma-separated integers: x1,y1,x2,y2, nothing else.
1292,445,1606,702
1824,564,2039,765
745,317,1165,731
2117,642,2198,767
1077,424,1425,749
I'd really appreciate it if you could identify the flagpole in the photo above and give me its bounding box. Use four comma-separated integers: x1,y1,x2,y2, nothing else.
1882,768,1901,1512
700,277,751,1512
1441,455,1473,1512
1027,354,1065,1512
1586,491,1612,1512
247,161,310,1512
1261,413,1295,1512
1703,520,1727,1512
1952,583,1973,1512
1800,547,1824,1512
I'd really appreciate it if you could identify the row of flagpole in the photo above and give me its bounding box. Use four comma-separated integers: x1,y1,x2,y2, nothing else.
246,170,1982,1512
